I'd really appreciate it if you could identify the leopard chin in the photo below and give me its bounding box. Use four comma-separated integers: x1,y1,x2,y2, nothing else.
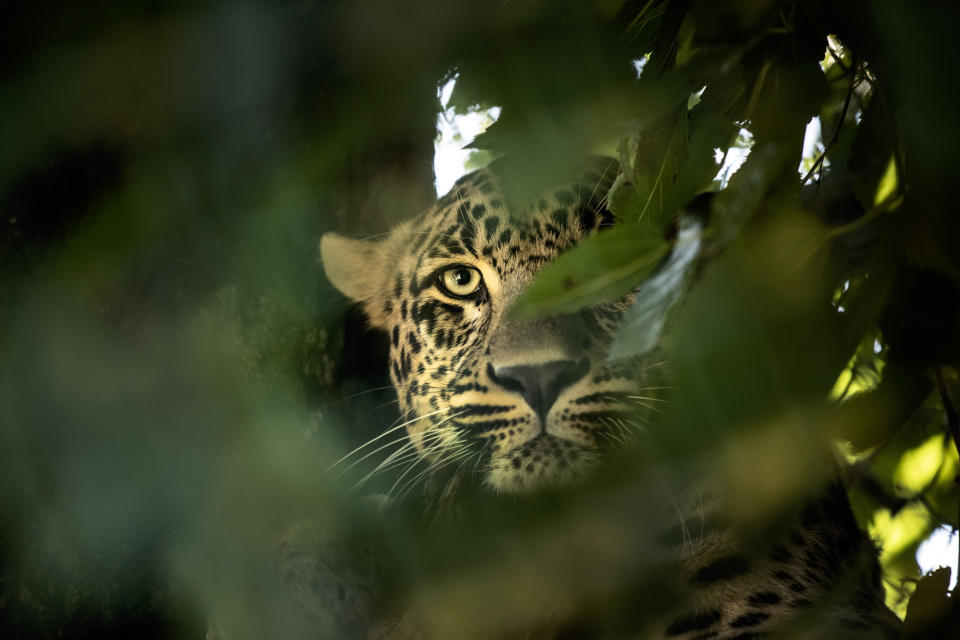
486,434,599,493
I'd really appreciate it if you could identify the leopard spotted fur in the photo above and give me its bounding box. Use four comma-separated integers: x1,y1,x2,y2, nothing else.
318,159,901,639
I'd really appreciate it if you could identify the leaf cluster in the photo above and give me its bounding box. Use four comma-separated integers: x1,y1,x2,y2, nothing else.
1,0,960,637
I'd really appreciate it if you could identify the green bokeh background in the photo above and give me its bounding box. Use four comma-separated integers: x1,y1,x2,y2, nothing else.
1,1,958,637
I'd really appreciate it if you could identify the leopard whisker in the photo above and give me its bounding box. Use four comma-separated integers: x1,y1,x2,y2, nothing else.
378,414,469,498
409,442,477,498
386,450,451,505
316,385,398,409
604,418,627,446
628,398,664,414
316,381,450,412
353,441,462,491
471,442,490,475
384,454,432,504
351,443,422,490
368,397,403,412
640,360,670,371
393,446,474,504
356,229,465,243
667,492,694,549
335,433,419,481
357,429,460,489
627,394,669,402
320,406,455,477
623,418,650,434
620,419,644,445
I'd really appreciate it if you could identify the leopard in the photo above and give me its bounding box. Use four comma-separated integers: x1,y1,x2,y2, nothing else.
312,157,902,639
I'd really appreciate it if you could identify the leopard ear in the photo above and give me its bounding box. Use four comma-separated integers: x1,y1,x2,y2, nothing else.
320,232,388,305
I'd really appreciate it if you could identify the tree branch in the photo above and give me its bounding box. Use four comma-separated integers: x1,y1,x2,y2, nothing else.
800,55,857,187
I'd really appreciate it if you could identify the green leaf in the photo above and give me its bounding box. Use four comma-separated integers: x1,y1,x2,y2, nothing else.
607,172,643,224
509,225,669,318
848,92,896,210
710,141,796,247
622,107,736,226
466,53,718,204
873,154,899,207
608,218,703,360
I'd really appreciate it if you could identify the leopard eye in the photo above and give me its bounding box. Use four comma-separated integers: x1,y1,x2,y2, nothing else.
439,266,483,298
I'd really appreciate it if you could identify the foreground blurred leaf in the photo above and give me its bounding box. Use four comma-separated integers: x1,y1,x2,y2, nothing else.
900,567,960,638
608,216,702,360
469,52,717,203
0,6,285,187
510,224,668,318
618,107,735,225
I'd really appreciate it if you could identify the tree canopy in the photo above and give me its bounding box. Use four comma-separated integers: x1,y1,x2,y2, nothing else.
1,0,959,637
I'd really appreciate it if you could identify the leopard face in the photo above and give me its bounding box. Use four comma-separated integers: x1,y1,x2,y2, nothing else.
321,159,658,493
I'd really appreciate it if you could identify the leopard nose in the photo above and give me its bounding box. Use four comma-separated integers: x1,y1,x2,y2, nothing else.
488,359,590,423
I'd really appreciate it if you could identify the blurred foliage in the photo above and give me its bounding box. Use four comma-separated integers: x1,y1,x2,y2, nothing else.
2,0,960,638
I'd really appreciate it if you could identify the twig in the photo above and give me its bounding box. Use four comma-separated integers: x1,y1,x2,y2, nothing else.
825,193,901,239
826,43,849,74
800,55,858,187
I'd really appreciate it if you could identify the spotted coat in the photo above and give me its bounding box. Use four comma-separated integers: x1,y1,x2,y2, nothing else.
319,159,900,639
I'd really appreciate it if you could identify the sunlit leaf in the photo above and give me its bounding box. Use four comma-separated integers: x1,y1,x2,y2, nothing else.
874,154,899,206
894,434,948,494
829,332,885,401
